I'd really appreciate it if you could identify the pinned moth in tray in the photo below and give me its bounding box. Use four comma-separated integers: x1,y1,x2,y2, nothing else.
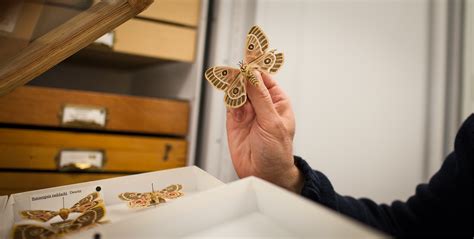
13,204,106,239
118,184,184,208
205,25,284,108
20,192,103,222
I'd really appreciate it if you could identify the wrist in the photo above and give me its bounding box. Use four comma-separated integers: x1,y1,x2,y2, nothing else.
287,165,304,193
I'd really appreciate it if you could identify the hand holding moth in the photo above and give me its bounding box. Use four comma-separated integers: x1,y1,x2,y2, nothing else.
205,26,284,108
226,71,303,193
206,25,302,192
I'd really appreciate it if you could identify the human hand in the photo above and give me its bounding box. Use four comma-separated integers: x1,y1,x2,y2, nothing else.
226,71,303,193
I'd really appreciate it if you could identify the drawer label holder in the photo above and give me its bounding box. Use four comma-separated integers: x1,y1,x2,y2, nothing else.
60,104,108,128
57,150,105,172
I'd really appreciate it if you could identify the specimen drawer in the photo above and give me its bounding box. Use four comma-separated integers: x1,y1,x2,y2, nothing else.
113,19,196,62
0,128,187,173
138,0,201,27
0,86,189,136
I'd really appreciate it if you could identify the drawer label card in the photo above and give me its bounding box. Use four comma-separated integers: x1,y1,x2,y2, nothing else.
61,104,107,128
29,186,102,211
59,150,104,171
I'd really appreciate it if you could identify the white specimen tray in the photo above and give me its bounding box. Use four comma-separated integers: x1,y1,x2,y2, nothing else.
1,166,224,238
0,195,8,234
72,177,385,238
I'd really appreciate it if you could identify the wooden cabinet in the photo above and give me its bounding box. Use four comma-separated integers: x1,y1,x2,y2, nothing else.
114,19,196,62
138,0,201,27
83,0,201,64
0,86,190,194
0,0,208,196
0,86,189,136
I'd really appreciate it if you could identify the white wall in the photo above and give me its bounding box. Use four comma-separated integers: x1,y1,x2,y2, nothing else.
255,0,430,203
464,0,474,118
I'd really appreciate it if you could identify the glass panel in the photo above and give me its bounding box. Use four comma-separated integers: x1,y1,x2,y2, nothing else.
0,0,152,95
0,0,95,65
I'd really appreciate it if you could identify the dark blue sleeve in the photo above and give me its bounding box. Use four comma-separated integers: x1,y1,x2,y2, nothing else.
294,114,473,237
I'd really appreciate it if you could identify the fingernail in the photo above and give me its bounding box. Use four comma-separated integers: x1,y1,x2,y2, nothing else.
233,108,244,122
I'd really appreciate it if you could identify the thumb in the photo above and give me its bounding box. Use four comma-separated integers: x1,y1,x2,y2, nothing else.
246,70,278,121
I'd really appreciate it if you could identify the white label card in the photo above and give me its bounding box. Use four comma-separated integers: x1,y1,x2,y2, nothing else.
29,186,101,211
61,104,107,127
59,150,104,170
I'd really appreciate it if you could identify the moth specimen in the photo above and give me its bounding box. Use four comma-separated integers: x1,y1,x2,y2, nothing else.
13,204,106,239
118,184,183,208
205,25,284,108
20,192,103,222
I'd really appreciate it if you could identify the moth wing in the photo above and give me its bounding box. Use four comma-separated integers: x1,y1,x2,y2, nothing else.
160,184,184,199
244,25,269,64
13,224,55,239
61,204,106,233
205,66,240,91
127,198,152,208
120,192,154,208
70,192,102,213
20,210,59,222
224,74,247,108
253,51,284,74
160,184,182,193
118,192,147,201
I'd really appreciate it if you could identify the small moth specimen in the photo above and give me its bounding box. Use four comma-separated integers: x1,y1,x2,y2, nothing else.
118,184,184,208
205,25,284,108
20,192,103,222
13,204,106,239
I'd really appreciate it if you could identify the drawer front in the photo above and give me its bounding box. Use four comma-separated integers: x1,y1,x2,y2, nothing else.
114,19,196,62
138,0,200,27
0,172,125,195
0,128,187,173
0,86,189,136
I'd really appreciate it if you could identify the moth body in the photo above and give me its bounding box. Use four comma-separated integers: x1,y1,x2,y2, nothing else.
238,61,259,86
58,208,70,220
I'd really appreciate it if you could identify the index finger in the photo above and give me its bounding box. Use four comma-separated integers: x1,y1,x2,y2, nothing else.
261,72,289,104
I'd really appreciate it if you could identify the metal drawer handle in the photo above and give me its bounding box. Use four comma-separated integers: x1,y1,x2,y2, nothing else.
163,144,172,161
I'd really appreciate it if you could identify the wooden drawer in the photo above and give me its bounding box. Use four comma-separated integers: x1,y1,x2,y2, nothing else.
138,0,200,27
0,172,125,195
0,128,187,173
114,19,196,62
0,86,189,136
